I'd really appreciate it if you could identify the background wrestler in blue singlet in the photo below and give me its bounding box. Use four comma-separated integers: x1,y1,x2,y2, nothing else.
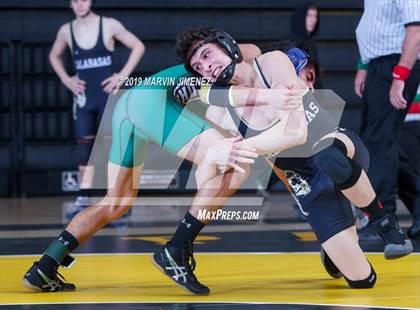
49,0,145,206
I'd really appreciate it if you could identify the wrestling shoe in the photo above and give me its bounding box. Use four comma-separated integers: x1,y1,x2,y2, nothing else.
64,196,89,222
152,242,210,295
22,262,75,292
320,248,342,279
407,219,420,239
371,213,413,260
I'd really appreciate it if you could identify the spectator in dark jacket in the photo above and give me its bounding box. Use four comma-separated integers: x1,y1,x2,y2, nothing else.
289,3,321,87
290,3,320,60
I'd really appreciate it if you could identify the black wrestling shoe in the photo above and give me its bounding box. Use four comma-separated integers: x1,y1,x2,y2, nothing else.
407,219,420,239
320,248,342,279
22,262,76,292
357,223,381,242
371,213,413,260
152,242,210,295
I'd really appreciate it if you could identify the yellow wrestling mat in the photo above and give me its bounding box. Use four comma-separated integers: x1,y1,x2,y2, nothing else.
1,253,419,309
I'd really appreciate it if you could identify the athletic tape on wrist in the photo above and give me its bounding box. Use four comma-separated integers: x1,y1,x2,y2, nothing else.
203,85,235,108
393,65,410,81
199,85,211,104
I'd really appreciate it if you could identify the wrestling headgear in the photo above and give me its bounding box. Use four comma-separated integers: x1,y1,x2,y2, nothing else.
186,29,243,84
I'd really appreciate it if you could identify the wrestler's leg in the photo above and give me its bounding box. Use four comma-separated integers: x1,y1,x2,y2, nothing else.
313,131,412,259
322,228,376,288
66,162,142,244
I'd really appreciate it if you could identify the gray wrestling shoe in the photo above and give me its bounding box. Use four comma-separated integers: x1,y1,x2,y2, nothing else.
372,213,413,260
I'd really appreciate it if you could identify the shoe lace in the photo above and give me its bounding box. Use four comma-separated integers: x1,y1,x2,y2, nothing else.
37,266,65,291
56,270,67,284
376,214,405,242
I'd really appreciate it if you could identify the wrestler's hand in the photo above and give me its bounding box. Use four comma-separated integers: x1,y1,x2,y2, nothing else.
267,88,303,110
390,79,407,110
173,82,200,106
204,136,258,173
62,75,86,95
102,73,120,94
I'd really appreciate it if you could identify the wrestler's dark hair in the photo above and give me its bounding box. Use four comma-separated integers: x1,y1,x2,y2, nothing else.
175,27,219,63
258,40,320,77
69,0,95,3
69,0,95,6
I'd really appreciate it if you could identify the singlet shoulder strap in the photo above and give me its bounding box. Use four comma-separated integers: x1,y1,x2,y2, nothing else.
69,21,77,51
228,59,277,138
253,59,271,89
99,16,103,40
226,105,249,137
98,16,106,48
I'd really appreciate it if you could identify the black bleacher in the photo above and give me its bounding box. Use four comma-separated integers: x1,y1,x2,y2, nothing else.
0,0,364,196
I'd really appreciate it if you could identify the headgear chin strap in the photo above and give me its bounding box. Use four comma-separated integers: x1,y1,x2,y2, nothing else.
186,29,243,84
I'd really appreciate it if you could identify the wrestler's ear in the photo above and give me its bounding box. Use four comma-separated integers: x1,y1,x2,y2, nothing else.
301,66,316,90
307,65,316,81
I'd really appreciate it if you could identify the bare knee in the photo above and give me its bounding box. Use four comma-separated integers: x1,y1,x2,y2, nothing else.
321,228,376,288
107,204,132,221
101,192,136,222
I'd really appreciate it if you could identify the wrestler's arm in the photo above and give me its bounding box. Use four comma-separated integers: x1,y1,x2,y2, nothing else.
203,112,306,156
199,85,303,109
238,52,309,155
204,52,308,156
109,18,145,80
49,24,88,96
239,43,262,61
196,45,302,109
195,137,257,189
49,25,72,84
258,51,309,90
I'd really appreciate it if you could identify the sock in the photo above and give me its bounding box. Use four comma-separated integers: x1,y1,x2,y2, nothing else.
360,197,387,221
38,230,79,278
169,212,205,248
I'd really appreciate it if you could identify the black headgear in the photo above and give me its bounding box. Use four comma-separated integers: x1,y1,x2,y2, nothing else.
185,29,243,84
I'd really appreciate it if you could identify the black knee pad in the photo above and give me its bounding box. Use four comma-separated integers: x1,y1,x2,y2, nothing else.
313,145,353,184
77,138,94,166
344,263,377,289
336,160,363,190
313,137,347,155
338,131,370,171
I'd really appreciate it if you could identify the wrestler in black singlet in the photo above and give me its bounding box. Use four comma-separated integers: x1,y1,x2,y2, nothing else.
224,58,365,243
70,16,113,139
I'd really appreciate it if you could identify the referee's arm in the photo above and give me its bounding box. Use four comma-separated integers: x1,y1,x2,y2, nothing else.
398,25,420,73
390,0,420,109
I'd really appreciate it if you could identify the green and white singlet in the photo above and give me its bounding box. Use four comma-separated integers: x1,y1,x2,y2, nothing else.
109,65,212,167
